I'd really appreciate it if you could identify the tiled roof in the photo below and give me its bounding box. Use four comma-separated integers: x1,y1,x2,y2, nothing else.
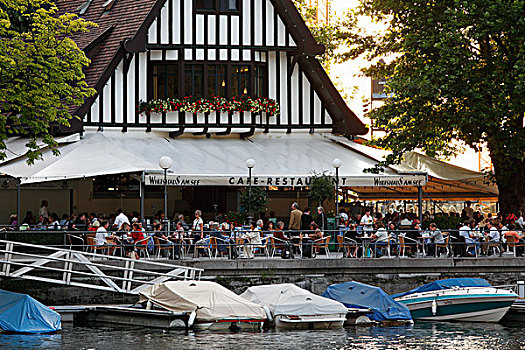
57,0,159,90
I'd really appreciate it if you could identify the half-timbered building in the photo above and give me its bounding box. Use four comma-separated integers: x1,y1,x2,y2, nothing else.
1,0,494,223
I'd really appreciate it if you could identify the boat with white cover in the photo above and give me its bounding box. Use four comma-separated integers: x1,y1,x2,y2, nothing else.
139,281,267,330
240,284,347,329
393,278,517,322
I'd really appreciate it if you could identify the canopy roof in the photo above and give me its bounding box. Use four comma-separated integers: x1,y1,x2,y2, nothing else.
240,283,347,316
0,289,61,333
0,130,496,201
322,282,412,322
138,281,266,322
391,278,492,299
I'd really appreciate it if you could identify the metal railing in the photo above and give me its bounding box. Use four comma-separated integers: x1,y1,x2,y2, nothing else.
0,239,203,294
0,227,523,260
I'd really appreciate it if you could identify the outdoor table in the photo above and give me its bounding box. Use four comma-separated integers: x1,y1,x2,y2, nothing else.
356,235,373,258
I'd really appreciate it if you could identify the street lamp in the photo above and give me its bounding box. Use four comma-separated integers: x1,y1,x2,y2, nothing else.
159,156,173,227
332,158,342,228
246,159,256,224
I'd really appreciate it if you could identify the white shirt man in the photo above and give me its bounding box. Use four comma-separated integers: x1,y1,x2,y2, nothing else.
114,211,130,230
374,227,389,243
360,211,374,233
487,223,500,242
95,224,109,245
459,223,476,244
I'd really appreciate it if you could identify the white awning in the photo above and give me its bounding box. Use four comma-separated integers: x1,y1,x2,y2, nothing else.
0,130,428,185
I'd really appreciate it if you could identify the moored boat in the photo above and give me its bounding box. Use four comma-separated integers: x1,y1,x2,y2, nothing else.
240,284,347,329
0,289,61,334
139,281,267,330
392,278,517,323
322,281,413,326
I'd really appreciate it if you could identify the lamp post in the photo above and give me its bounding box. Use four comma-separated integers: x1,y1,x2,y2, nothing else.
332,158,342,228
246,159,256,224
159,156,173,226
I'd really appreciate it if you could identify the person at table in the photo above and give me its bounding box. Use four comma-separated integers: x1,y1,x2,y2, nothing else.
427,223,445,257
243,221,262,259
371,223,389,257
210,222,230,256
95,221,116,255
273,221,289,251
482,221,501,256
153,223,174,258
265,221,275,237
131,222,147,244
504,224,525,256
460,219,480,256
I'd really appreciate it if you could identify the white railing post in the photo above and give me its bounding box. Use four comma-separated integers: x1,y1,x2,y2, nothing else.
2,242,13,277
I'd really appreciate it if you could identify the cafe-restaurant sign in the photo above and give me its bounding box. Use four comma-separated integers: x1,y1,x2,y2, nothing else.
144,174,427,187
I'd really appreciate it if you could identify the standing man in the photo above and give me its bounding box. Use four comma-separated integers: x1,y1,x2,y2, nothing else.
316,207,328,232
300,207,314,233
360,208,374,235
289,203,302,232
39,200,49,219
114,208,130,230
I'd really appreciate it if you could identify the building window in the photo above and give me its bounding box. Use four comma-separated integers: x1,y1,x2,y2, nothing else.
152,64,178,99
254,65,265,97
208,65,227,97
231,65,251,96
195,0,239,12
184,65,204,97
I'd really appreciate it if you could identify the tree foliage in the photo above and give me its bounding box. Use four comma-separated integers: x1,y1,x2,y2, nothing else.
308,173,334,208
241,187,270,217
346,0,525,214
292,0,358,70
0,0,95,163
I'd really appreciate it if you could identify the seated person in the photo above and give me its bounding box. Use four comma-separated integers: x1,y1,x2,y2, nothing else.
153,223,174,258
482,221,501,256
427,223,445,257
131,223,147,244
371,224,389,257
210,222,230,256
243,221,262,259
272,221,289,251
504,224,524,256
95,221,116,255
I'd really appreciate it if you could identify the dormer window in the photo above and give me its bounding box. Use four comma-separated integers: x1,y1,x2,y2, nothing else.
195,0,239,13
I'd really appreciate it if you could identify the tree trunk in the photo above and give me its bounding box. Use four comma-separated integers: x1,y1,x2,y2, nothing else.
489,150,525,218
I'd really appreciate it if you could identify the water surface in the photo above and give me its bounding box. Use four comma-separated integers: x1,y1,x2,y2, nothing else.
1,322,525,350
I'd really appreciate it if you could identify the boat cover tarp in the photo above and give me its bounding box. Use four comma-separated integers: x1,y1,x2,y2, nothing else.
139,281,266,322
391,278,492,299
240,284,347,316
0,289,61,333
322,282,412,322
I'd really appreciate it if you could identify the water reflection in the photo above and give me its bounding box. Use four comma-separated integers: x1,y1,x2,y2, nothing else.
0,322,524,350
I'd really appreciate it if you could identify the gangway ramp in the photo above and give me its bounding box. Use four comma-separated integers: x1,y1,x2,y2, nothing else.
0,240,203,294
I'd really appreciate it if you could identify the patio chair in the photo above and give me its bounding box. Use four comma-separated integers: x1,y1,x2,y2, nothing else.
67,233,85,252
435,235,450,257
195,237,212,259
135,237,150,258
343,237,358,258
336,235,344,252
314,236,331,258
154,236,173,259
86,236,108,255
268,236,288,258
505,235,525,257
465,241,479,257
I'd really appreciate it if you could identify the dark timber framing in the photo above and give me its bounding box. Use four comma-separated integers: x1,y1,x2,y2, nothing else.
65,0,367,137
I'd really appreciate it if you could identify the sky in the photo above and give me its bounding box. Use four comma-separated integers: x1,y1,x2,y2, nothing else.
328,0,480,171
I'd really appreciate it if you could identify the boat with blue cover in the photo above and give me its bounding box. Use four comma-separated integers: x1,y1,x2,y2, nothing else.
322,281,413,325
0,289,61,333
392,278,517,322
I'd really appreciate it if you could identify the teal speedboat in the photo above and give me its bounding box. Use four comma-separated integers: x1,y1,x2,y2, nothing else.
392,278,517,322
